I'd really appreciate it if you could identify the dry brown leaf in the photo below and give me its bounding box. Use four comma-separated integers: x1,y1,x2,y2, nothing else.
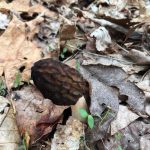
51,116,84,150
0,96,20,150
10,86,67,144
28,4,58,18
60,24,76,40
0,15,42,89
0,0,30,12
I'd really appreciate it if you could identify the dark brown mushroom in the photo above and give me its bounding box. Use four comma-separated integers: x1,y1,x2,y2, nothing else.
31,58,90,106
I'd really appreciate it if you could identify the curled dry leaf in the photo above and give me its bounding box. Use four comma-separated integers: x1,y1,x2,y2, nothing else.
0,96,20,150
81,51,148,74
81,64,146,116
0,15,42,89
90,26,112,52
10,86,67,144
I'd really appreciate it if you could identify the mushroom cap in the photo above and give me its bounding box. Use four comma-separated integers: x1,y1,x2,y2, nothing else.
31,58,89,106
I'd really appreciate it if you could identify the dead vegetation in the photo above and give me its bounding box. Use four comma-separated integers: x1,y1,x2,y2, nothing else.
0,0,150,150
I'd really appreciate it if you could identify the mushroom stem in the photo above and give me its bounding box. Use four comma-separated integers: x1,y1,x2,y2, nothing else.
71,96,88,122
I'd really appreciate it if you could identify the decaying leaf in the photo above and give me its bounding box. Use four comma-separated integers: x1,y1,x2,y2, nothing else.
140,134,150,150
0,96,20,150
81,52,148,74
80,65,119,141
10,86,67,144
0,0,30,12
111,105,139,135
81,64,146,116
51,117,84,150
97,120,150,150
60,24,76,40
90,27,112,52
0,15,42,89
34,16,60,58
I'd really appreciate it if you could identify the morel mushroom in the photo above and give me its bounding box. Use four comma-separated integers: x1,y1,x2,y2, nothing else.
31,58,90,106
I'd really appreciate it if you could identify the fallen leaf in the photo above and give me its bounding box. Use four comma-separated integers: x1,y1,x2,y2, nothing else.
0,15,42,89
111,105,139,135
81,52,148,74
60,24,76,40
10,86,67,144
81,64,146,116
0,96,21,150
140,134,150,150
34,16,60,58
51,116,84,150
90,26,112,52
0,0,30,12
80,65,119,141
97,120,150,150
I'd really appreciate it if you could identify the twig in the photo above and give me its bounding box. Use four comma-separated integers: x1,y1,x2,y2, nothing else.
117,44,129,53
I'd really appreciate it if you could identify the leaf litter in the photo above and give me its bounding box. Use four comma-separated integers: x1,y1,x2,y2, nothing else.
0,0,150,149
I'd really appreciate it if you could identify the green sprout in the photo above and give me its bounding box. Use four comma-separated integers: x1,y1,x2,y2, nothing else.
117,145,123,150
114,132,123,150
13,72,23,88
18,138,27,150
48,45,55,52
76,60,80,71
115,132,123,141
79,108,94,129
60,47,67,59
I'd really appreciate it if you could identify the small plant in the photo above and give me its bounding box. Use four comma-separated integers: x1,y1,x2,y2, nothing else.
76,60,80,71
13,71,23,88
18,138,27,150
117,145,123,150
0,78,7,96
60,47,67,59
115,132,123,141
48,45,55,52
99,106,112,127
79,108,94,129
115,132,123,150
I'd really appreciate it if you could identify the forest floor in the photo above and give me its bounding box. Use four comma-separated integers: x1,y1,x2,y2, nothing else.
0,0,150,150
